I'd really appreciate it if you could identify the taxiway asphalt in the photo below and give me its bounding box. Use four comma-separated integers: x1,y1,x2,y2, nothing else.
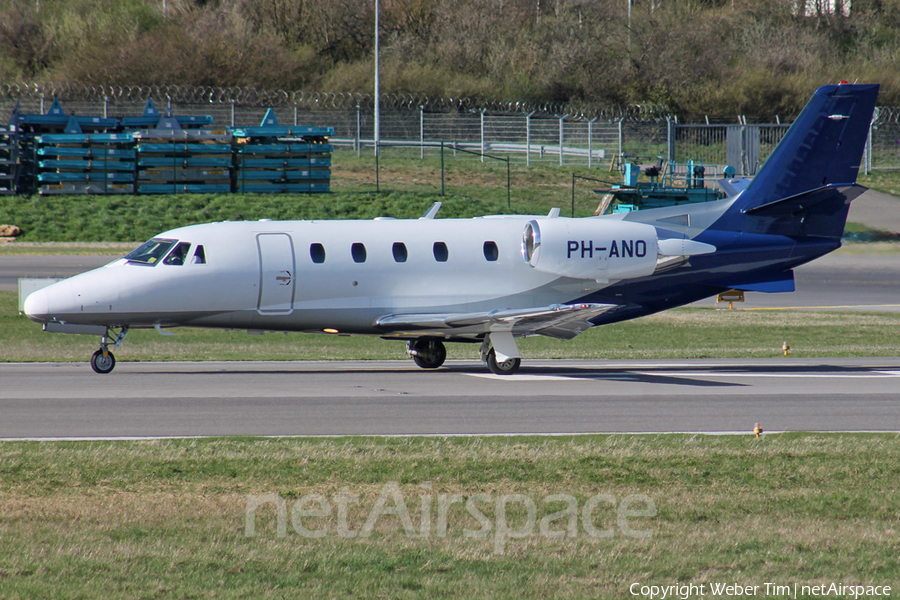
1,358,898,438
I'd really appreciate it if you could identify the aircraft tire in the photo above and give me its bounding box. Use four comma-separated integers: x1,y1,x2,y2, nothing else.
90,349,116,374
411,340,446,369
486,349,521,375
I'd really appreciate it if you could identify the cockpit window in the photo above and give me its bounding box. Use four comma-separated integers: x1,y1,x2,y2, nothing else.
192,245,206,265
125,238,177,266
163,242,192,266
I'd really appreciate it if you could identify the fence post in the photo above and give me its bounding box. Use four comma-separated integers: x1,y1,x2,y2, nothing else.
588,118,596,169
294,104,298,126
356,104,361,157
526,112,534,167
865,121,873,174
103,95,108,119
420,105,425,160
231,100,235,127
481,110,486,163
617,119,623,157
666,118,676,163
559,115,568,166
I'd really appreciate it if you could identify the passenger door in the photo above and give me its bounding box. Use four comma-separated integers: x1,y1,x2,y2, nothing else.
256,233,295,314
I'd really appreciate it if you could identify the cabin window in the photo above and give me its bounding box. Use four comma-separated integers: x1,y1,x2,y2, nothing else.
433,241,449,262
351,242,367,263
392,242,408,263
310,243,326,264
124,238,176,266
483,241,499,261
192,245,206,265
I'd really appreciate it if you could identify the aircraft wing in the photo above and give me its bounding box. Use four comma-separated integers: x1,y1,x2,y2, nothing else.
375,302,619,340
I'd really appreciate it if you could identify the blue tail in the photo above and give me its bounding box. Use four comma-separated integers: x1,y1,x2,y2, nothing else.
712,83,879,238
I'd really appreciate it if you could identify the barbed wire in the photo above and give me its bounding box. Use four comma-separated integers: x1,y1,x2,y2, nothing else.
873,106,900,125
0,82,673,121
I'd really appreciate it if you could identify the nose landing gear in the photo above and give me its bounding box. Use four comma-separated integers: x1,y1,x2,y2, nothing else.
90,327,129,374
91,348,116,374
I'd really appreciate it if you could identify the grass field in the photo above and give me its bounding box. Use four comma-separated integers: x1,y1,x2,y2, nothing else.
1,434,898,598
1,152,900,243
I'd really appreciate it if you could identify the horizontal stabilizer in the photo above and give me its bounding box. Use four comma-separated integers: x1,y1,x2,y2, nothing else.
717,178,752,198
742,184,867,238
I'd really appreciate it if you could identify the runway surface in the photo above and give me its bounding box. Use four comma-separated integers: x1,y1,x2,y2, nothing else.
1,358,899,439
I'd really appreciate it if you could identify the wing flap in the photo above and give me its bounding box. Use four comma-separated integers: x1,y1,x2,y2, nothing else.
375,303,618,340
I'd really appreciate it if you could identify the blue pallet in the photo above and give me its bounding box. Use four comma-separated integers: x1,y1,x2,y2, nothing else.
236,143,308,154
237,170,330,181
139,157,233,168
39,159,136,171
137,183,231,194
137,143,232,154
124,115,215,129
21,115,119,130
38,133,134,144
238,158,312,168
231,125,334,138
38,147,135,158
38,172,135,183
139,168,231,181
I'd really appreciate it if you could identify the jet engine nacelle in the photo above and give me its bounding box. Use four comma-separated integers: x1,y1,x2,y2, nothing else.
522,219,659,282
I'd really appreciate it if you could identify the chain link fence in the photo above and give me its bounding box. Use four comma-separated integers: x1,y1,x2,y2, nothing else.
3,82,900,184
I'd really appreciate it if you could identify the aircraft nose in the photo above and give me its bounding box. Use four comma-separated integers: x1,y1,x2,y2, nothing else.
23,287,51,323
23,280,76,323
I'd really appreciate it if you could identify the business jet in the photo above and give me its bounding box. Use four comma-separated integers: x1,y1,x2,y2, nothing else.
24,83,879,374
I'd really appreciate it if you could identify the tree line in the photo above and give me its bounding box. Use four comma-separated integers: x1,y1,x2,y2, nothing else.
1,0,898,119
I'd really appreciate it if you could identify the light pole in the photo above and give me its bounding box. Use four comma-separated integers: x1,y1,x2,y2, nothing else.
374,0,380,157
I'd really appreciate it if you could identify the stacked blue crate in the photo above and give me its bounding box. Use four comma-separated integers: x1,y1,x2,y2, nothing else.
36,117,136,195
14,98,120,195
0,118,19,195
134,114,232,194
232,109,333,193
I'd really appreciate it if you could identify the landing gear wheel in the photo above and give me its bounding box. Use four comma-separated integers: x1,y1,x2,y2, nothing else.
410,340,447,369
486,348,521,375
91,349,116,374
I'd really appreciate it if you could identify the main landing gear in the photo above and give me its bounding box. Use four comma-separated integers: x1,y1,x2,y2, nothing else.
90,327,129,374
479,334,522,375
407,339,447,369
484,348,521,375
407,333,523,375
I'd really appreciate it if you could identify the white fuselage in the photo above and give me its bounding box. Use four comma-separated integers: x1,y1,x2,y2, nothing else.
25,215,625,338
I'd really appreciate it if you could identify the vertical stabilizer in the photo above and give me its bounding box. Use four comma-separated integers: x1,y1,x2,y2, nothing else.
713,83,879,237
